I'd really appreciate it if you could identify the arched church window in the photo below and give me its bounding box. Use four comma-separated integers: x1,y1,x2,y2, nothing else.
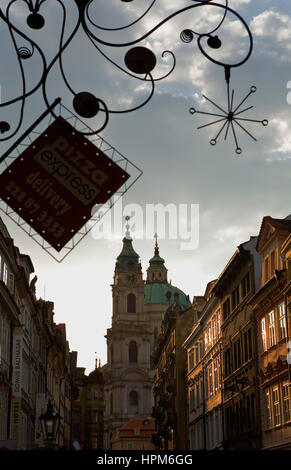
129,341,138,363
115,295,118,314
127,293,136,313
129,390,138,406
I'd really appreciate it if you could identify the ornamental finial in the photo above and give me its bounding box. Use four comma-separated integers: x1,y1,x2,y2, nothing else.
154,232,159,254
125,216,131,239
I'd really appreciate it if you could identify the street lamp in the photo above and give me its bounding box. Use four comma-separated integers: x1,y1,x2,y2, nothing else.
39,401,62,449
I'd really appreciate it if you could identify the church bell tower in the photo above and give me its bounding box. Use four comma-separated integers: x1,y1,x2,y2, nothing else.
103,217,153,449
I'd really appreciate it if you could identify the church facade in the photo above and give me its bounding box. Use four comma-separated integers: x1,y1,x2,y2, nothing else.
102,230,191,449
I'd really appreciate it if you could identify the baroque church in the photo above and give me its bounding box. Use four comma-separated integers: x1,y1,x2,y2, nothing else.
102,223,191,449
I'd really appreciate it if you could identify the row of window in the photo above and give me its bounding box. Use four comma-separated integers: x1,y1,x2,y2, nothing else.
261,303,286,352
224,328,253,378
265,382,291,429
189,410,222,450
187,311,221,372
222,272,251,321
205,359,221,399
204,311,221,353
189,359,221,410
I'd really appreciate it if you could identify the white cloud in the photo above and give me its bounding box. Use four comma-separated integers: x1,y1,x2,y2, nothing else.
251,10,291,43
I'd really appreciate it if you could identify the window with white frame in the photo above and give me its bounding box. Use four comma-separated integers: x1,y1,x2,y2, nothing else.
272,387,281,426
209,364,213,397
208,324,212,349
188,349,194,371
194,346,199,366
278,303,287,341
265,390,272,429
261,317,267,352
204,331,208,352
3,263,8,285
268,311,276,347
214,359,218,392
205,368,209,399
282,383,291,423
212,316,217,341
217,310,221,336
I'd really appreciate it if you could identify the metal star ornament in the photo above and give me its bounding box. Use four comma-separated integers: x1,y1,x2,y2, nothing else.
190,84,268,155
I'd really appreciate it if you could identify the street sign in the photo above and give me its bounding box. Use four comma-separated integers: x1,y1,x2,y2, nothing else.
0,118,130,251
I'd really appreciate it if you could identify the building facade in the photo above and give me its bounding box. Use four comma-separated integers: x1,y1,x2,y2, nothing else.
0,216,74,450
214,236,262,450
184,281,223,450
72,361,104,450
152,302,194,450
252,216,291,450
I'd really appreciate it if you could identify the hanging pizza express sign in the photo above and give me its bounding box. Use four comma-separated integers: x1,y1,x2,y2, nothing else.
0,117,130,251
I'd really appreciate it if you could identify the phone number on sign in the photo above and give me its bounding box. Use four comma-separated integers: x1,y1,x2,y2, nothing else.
5,181,66,239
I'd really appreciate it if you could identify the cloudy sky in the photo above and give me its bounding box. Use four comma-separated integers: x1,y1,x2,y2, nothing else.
0,0,291,373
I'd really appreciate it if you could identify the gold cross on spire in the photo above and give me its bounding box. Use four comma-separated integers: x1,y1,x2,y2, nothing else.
154,232,159,250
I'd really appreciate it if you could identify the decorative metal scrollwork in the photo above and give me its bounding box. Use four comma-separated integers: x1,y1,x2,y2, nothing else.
0,0,267,153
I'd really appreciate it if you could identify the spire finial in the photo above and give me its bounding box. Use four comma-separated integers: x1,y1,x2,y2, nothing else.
154,232,159,254
95,352,98,369
125,215,132,240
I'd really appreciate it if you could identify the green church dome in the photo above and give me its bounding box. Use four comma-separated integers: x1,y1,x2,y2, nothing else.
144,282,191,308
